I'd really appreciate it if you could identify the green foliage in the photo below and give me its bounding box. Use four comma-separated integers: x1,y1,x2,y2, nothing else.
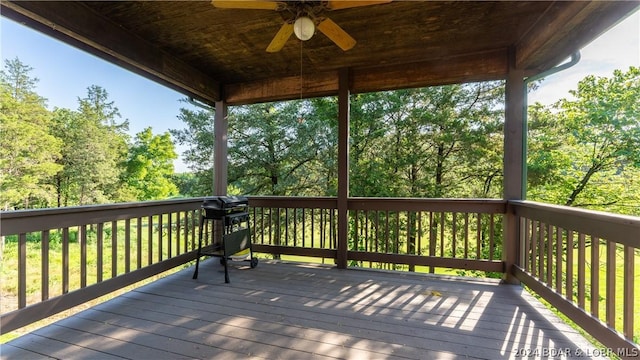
171,172,201,197
123,127,178,200
349,83,505,198
50,86,130,205
0,58,62,209
169,106,215,195
528,67,640,215
2,56,638,218
227,100,334,195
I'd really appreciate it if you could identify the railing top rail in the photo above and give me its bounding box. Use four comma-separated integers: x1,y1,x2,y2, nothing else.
349,197,506,213
509,200,640,247
1,198,203,236
248,196,338,209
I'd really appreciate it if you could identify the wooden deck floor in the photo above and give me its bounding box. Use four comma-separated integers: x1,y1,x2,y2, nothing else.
2,260,604,359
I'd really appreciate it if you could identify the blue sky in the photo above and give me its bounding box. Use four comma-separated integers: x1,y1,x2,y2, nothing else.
1,10,639,172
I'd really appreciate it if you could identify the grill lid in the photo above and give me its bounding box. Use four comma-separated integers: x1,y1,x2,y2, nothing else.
202,196,248,210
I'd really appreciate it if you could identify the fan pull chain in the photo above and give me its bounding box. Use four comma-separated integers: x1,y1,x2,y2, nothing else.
299,39,305,124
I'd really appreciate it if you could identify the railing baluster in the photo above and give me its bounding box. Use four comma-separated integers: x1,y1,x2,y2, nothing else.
167,213,172,258
565,230,573,302
285,208,289,246
191,210,197,251
418,211,422,256
147,216,153,266
301,208,306,247
463,213,469,259
385,211,389,254
546,223,553,286
476,213,481,261
125,219,131,273
268,208,273,246
97,223,103,283
605,239,616,328
136,218,142,269
407,211,412,255
538,221,545,279
18,233,26,309
489,214,495,261
531,220,538,277
365,210,369,252
577,232,586,309
590,236,600,318
352,210,359,251
176,212,181,255
81,225,87,288
63,227,69,294
310,208,314,248
41,230,49,301
375,211,380,255
184,211,188,253
623,244,634,340
439,212,444,258
523,219,530,272
555,227,562,294
452,212,457,258
111,221,117,278
293,208,297,247
158,215,163,261
429,212,436,273
332,208,337,250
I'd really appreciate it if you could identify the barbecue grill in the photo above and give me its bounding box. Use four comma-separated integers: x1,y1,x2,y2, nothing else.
192,195,258,283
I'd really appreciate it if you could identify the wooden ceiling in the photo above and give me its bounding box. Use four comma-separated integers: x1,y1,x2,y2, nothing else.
2,1,638,105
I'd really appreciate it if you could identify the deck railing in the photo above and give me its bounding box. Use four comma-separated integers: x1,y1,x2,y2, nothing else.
510,200,639,355
0,198,203,334
1,197,638,355
346,198,505,273
248,197,505,273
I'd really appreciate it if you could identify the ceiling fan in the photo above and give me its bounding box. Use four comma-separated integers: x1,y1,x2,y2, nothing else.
211,0,392,52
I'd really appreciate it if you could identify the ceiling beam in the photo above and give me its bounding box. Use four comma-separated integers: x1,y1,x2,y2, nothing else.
515,1,640,72
1,1,221,105
224,49,508,105
351,49,508,94
224,71,340,105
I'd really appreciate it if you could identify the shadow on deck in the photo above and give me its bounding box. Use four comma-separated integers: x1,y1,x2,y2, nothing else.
2,260,603,359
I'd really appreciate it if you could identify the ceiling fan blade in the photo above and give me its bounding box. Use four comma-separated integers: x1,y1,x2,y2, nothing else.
266,22,294,52
326,0,392,10
211,0,281,10
317,18,356,51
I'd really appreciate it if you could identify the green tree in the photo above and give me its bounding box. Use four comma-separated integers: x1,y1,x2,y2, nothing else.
170,106,215,195
528,67,640,214
228,100,331,195
51,86,129,205
558,67,640,207
0,58,61,209
123,127,178,200
349,82,504,198
171,172,200,197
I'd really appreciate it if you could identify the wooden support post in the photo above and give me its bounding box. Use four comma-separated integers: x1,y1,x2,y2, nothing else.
503,47,525,284
214,100,228,196
336,68,350,269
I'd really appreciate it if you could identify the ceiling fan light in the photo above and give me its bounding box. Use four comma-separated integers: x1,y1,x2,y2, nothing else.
294,16,315,41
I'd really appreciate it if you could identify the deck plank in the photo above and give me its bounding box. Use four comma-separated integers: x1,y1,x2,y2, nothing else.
2,260,605,360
